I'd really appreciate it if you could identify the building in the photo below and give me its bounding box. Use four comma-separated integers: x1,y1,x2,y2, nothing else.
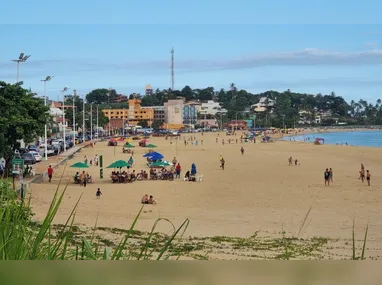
251,97,275,112
145,84,153,96
183,102,198,125
112,94,129,103
198,100,227,116
144,106,165,122
164,99,184,129
101,99,154,126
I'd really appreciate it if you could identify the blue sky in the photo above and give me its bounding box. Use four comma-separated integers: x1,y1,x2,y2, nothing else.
1,0,382,103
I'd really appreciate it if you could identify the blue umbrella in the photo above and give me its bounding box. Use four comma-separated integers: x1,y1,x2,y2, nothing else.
149,153,164,161
191,163,197,175
143,152,164,159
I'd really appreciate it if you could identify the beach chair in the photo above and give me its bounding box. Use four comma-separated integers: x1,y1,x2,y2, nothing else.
196,175,203,182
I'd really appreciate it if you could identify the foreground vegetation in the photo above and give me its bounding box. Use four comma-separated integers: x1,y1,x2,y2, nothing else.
0,179,375,260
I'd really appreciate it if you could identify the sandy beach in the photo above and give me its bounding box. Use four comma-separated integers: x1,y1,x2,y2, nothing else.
28,132,382,259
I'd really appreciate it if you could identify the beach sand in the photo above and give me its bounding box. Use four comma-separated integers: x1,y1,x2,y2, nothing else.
28,132,382,259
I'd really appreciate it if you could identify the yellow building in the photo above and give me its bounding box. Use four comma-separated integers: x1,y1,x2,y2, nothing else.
102,99,154,125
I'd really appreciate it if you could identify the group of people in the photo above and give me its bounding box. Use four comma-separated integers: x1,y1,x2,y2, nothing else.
85,155,99,166
110,170,147,183
141,194,156,204
359,163,371,186
74,171,92,186
288,157,299,166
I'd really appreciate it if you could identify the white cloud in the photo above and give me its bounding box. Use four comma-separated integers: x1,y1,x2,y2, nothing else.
2,49,382,77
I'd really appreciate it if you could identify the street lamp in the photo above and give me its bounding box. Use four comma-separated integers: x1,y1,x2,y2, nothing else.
108,107,111,137
12,53,31,83
41,76,53,161
73,89,76,143
61,87,69,152
82,94,86,143
90,103,93,141
282,115,285,131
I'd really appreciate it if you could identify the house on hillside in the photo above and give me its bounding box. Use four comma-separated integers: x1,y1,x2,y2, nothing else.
251,97,275,112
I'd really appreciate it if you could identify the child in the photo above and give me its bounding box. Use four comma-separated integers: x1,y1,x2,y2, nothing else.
96,188,102,199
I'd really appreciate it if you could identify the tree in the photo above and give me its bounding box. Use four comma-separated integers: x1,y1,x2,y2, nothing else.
86,88,117,104
137,119,149,128
0,81,50,171
151,120,164,130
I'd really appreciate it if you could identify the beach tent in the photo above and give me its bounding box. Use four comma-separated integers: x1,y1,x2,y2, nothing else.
106,160,131,169
124,143,135,148
148,153,164,161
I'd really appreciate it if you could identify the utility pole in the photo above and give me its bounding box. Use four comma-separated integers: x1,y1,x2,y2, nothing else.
171,48,174,91
108,107,111,137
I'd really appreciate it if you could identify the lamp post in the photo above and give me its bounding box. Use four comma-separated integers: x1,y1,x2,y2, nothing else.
73,89,76,143
61,87,69,152
96,105,99,138
282,115,285,131
82,94,85,143
122,108,125,137
108,107,111,137
90,104,93,141
12,53,31,83
40,76,53,161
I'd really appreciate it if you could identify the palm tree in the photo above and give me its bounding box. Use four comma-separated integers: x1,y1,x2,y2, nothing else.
230,83,236,99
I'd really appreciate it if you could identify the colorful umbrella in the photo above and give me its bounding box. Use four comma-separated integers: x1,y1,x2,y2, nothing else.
106,160,131,168
124,143,135,148
145,144,157,148
143,151,162,158
149,161,171,167
70,162,89,168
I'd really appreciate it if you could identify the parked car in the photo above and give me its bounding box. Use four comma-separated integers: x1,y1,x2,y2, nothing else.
53,145,61,155
29,151,42,162
22,153,36,165
28,145,39,152
39,145,55,156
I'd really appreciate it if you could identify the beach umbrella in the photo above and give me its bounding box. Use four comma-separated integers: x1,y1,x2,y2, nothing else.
145,144,157,148
149,161,171,168
70,162,89,169
148,153,164,160
143,151,163,158
124,143,135,148
106,160,131,168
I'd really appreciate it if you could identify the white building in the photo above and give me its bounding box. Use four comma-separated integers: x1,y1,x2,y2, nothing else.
164,99,184,126
197,100,227,116
251,97,275,112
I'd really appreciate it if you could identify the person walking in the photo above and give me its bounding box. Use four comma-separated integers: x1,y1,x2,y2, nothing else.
366,170,371,186
175,163,181,178
96,188,102,199
47,165,54,182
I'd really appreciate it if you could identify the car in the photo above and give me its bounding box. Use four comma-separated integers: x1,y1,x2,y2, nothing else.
29,151,42,162
39,144,55,156
52,145,61,155
22,153,36,165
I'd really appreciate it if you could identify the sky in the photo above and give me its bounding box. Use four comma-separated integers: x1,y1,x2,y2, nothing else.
1,0,382,103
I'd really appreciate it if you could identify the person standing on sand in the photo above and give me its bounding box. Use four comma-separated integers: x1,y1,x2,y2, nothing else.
360,163,365,179
175,163,181,178
220,157,225,170
366,170,371,186
360,169,365,183
329,168,333,182
47,165,54,182
84,156,88,165
240,147,244,155
324,168,330,186
288,157,293,166
172,157,177,167
96,188,102,199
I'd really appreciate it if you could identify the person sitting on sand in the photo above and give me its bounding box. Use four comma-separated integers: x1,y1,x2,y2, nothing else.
141,194,149,204
148,195,156,205
295,159,298,166
288,157,293,166
184,170,190,181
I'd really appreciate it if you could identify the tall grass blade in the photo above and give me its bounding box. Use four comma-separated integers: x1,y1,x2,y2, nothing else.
361,222,369,260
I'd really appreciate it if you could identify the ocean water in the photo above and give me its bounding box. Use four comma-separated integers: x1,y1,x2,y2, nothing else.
283,130,382,148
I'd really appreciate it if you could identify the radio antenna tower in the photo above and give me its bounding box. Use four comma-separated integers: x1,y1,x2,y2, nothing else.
171,48,174,91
